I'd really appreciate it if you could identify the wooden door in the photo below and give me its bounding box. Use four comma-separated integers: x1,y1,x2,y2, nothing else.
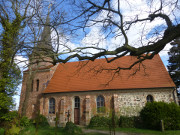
74,108,80,124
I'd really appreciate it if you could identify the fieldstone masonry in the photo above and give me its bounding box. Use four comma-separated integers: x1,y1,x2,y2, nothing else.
37,88,177,126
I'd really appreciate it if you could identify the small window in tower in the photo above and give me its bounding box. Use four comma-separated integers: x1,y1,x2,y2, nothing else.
36,79,39,91
147,95,154,103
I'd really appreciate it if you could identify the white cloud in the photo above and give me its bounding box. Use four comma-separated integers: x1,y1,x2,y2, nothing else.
51,30,77,53
14,55,28,69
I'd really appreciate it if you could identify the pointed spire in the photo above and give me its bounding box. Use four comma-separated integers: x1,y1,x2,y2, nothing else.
39,8,53,52
29,7,54,68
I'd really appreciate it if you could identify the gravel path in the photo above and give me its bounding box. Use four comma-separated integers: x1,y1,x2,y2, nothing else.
82,128,140,135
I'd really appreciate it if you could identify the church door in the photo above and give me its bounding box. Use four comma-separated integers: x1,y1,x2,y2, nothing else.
74,96,80,124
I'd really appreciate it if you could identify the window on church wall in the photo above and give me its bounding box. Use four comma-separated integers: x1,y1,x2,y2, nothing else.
75,96,80,108
147,95,154,103
49,98,55,114
97,95,105,113
60,99,64,112
36,79,39,91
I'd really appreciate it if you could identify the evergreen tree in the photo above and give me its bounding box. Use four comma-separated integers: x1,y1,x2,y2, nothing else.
168,38,180,92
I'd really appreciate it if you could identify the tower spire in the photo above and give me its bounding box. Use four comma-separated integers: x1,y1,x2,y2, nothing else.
38,7,53,52
29,7,54,68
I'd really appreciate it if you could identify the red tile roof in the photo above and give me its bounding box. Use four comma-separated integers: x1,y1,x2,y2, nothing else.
43,55,175,93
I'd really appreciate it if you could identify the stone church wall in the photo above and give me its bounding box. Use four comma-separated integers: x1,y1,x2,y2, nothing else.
41,88,176,126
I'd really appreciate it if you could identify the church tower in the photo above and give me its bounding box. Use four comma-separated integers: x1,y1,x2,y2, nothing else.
30,11,54,69
19,12,57,118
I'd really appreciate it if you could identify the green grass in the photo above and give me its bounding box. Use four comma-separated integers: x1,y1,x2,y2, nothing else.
0,128,5,135
13,125,180,135
19,126,68,135
19,126,106,135
85,133,107,135
116,127,180,135
87,127,180,135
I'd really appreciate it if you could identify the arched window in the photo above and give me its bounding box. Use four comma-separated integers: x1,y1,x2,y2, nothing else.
147,95,154,103
75,96,80,108
36,79,39,91
49,98,55,114
97,95,105,113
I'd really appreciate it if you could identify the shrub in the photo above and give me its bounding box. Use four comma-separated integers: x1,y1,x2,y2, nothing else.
119,116,143,128
38,114,49,127
33,114,49,127
20,116,31,127
88,115,109,128
0,111,18,123
140,102,180,130
64,121,82,134
6,124,20,135
88,115,119,128
109,115,119,128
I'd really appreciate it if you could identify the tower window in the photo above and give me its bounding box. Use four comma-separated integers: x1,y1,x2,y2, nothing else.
49,98,55,114
36,79,39,91
147,95,154,103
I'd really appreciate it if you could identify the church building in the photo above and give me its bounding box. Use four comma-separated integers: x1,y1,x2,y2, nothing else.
18,14,177,126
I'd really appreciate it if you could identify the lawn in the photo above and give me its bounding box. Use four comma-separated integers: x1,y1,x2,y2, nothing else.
88,127,180,135
19,126,106,135
0,128,5,135
5,125,180,135
116,127,180,135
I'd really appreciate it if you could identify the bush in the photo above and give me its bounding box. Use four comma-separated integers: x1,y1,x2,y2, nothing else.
119,116,143,128
88,115,119,128
64,121,82,134
6,124,20,135
33,114,49,127
20,116,31,127
2,113,21,134
38,114,49,127
88,115,109,128
140,102,180,130
0,111,18,123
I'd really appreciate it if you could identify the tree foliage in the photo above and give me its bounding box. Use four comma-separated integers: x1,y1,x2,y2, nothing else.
168,38,180,89
0,0,31,122
140,102,180,130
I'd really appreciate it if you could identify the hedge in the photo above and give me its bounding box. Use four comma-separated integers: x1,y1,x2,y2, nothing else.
140,102,180,130
119,116,143,128
88,115,119,128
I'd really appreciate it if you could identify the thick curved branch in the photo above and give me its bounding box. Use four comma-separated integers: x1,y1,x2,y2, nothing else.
149,13,173,28
53,23,180,65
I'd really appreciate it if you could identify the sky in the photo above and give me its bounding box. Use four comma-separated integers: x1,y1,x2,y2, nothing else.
13,0,180,110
